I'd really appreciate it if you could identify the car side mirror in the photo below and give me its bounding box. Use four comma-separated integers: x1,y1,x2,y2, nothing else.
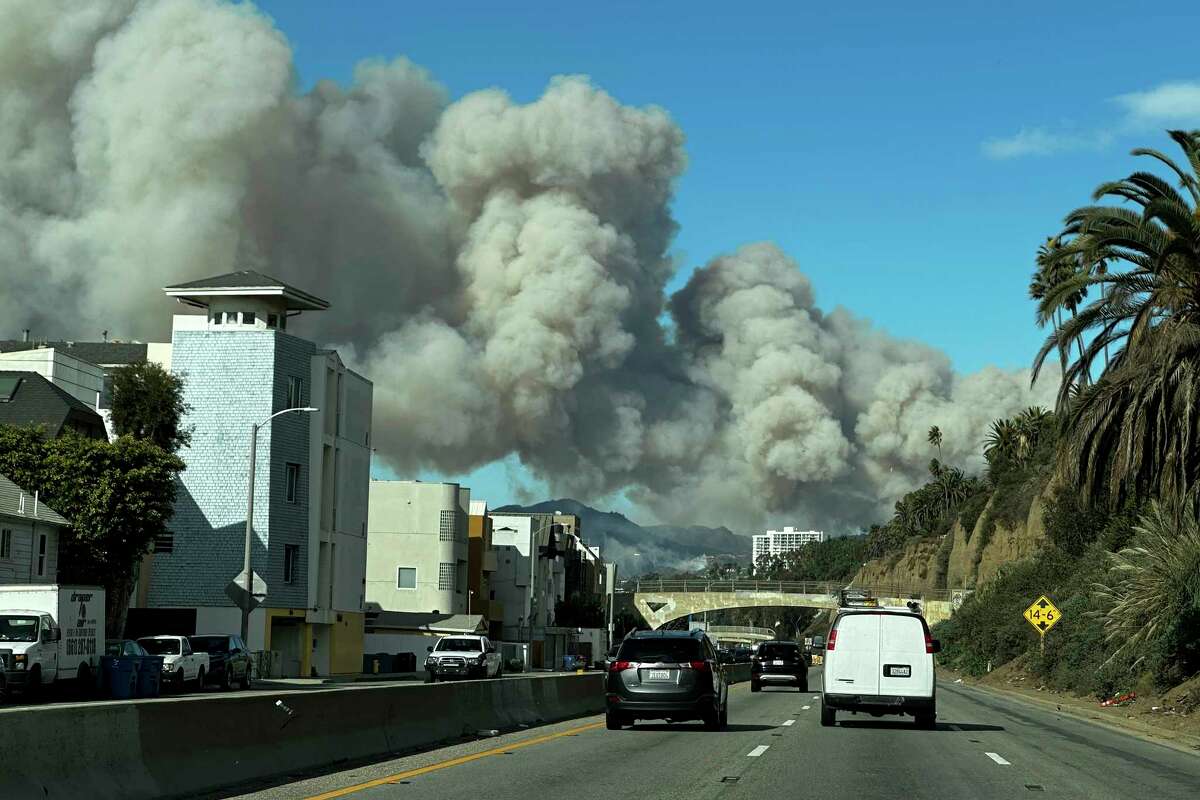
426,645,434,652
930,639,942,654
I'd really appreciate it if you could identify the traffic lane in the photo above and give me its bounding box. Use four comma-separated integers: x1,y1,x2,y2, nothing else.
224,677,805,800
933,681,1200,798
723,671,1200,800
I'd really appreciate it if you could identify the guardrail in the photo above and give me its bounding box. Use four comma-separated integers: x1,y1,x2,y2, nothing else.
618,579,951,601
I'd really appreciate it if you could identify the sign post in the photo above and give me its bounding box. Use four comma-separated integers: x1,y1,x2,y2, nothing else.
1022,595,1062,654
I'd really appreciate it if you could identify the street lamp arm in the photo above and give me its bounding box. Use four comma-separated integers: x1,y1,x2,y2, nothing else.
259,406,319,427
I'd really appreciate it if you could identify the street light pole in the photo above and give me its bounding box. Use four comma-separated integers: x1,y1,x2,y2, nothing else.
241,406,319,645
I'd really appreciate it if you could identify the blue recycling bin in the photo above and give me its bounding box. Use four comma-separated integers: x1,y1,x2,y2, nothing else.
102,656,138,700
562,654,576,671
135,656,164,698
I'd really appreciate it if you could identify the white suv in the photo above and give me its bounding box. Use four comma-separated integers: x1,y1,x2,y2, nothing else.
425,635,503,682
820,606,940,728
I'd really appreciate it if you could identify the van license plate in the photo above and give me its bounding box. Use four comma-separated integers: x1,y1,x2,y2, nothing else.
885,665,911,677
772,660,785,666
647,669,671,681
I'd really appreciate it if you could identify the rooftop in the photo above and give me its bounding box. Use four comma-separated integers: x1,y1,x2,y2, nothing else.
0,472,69,526
0,371,107,439
163,270,329,311
0,340,149,367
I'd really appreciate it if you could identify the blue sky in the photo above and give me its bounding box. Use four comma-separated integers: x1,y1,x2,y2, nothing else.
255,0,1200,514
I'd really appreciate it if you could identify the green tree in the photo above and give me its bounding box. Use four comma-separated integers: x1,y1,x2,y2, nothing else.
110,361,192,452
0,425,185,636
1030,130,1200,511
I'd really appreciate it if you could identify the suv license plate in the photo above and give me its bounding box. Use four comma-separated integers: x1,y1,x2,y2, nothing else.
647,669,671,681
886,665,911,677
772,660,785,666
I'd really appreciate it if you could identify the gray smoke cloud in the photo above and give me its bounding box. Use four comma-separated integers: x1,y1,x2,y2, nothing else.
0,0,1057,532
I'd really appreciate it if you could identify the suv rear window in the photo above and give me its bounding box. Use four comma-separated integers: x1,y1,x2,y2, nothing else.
757,643,800,660
618,637,702,662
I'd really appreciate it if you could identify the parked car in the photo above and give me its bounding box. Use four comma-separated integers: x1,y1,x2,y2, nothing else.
0,585,105,700
104,639,148,658
138,635,209,690
750,639,809,692
820,605,939,728
189,634,252,690
424,635,503,681
605,629,728,731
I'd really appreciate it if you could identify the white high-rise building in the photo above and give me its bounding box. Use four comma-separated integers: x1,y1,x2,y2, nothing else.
752,527,825,572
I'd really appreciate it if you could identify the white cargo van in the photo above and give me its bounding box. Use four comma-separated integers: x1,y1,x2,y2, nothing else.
0,584,105,699
819,606,940,728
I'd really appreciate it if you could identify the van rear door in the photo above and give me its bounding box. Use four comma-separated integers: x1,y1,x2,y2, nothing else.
826,613,880,696
878,613,931,697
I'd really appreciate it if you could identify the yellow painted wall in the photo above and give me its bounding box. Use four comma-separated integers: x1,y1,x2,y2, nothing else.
331,611,364,675
263,607,312,677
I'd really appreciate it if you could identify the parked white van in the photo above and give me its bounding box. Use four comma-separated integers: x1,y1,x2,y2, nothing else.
0,584,105,700
820,605,940,728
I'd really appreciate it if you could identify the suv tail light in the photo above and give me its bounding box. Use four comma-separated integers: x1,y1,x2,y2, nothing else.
826,628,838,651
609,660,632,672
688,660,710,672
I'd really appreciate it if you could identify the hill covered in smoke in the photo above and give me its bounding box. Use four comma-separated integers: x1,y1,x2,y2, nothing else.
494,499,749,576
0,0,1057,532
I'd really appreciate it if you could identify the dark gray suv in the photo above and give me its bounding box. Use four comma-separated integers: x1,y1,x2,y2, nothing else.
605,630,729,730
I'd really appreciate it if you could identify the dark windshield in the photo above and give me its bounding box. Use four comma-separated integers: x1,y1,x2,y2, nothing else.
0,616,39,642
189,636,229,654
758,643,800,660
618,638,701,662
436,637,482,652
138,638,180,655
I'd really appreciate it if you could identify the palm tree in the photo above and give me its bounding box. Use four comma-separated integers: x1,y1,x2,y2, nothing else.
927,425,943,459
1030,130,1200,511
984,418,1023,466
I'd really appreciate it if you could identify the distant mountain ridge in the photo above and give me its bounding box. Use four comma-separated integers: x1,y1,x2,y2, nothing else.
492,498,750,575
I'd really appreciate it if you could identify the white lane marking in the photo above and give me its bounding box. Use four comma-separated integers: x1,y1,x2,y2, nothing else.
747,745,770,757
985,752,1011,766
801,705,811,710
782,719,795,726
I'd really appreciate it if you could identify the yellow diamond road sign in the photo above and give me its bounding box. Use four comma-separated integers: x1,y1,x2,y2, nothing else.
1023,595,1062,636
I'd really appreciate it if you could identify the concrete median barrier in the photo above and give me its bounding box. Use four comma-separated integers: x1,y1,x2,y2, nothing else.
0,673,605,800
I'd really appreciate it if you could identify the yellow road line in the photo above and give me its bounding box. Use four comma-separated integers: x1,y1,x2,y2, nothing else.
304,721,606,799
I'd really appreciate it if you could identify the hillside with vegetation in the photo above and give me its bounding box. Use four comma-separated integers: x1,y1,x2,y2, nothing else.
764,131,1200,699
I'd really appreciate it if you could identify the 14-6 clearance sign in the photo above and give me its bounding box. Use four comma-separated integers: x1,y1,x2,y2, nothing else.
1023,595,1062,636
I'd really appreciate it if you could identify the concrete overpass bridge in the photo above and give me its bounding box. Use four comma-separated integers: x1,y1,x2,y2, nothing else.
621,579,955,630
702,625,775,644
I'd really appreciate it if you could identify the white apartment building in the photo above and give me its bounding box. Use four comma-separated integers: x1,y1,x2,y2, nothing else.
366,481,471,616
752,527,825,572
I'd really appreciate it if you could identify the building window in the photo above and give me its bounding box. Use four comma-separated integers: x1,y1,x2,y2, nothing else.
242,311,256,325
439,510,456,541
283,544,299,584
224,311,239,325
0,528,11,559
287,376,303,409
211,311,222,325
438,562,455,591
36,533,47,577
397,567,417,590
285,463,301,503
154,533,174,554
267,314,278,329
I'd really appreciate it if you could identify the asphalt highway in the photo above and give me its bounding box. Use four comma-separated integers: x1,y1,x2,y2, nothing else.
222,668,1200,800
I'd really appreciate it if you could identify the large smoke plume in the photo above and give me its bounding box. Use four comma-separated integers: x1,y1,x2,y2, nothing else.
0,0,1057,532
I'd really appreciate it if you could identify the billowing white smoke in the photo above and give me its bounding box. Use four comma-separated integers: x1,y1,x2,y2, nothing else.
0,0,1057,532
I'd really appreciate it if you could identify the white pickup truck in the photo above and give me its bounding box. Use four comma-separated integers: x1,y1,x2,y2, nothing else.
138,635,209,690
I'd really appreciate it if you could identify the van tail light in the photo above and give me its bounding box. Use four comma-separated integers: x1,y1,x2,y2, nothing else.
689,660,710,672
826,629,838,651
924,631,934,654
610,660,632,672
